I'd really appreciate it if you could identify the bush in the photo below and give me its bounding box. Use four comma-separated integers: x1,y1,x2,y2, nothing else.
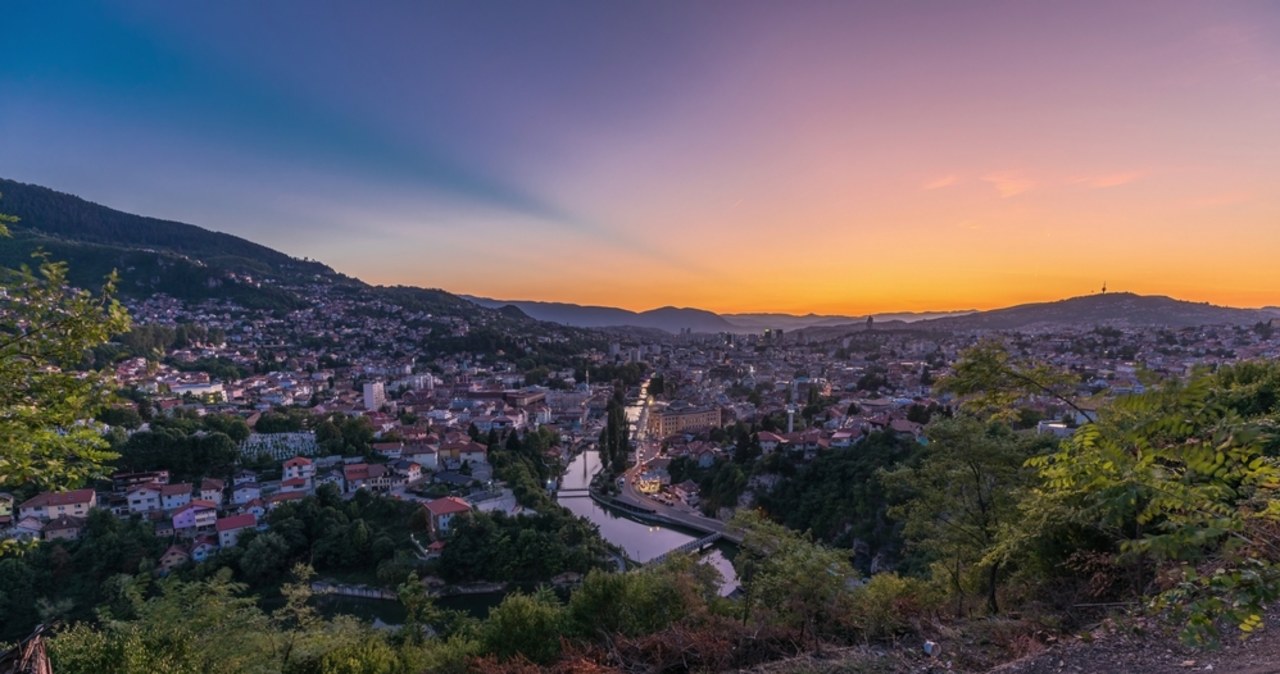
847,573,934,641
481,589,565,664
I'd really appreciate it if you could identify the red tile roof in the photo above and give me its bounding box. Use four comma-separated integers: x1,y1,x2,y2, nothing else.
425,496,472,517
215,513,257,532
20,488,95,509
160,483,193,496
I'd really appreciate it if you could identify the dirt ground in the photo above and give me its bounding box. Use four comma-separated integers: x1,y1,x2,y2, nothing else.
737,613,1280,674
989,622,1280,674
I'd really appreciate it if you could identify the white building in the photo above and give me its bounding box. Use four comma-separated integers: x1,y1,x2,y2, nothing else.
363,381,386,411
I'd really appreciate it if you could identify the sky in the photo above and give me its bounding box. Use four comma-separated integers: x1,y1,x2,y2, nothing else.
2,1,1278,314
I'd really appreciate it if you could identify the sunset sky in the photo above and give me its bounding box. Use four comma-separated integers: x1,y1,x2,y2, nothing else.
2,1,1278,313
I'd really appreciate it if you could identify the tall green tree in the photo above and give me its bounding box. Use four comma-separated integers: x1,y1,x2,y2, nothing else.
0,204,131,500
882,418,1029,615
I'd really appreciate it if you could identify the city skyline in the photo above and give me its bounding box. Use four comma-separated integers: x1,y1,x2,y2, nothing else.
2,1,1278,314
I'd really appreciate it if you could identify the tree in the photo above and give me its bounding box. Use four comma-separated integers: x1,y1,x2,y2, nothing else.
480,588,565,664
0,246,131,498
939,340,1083,422
882,418,1028,615
239,532,292,584
1010,373,1280,645
731,510,856,652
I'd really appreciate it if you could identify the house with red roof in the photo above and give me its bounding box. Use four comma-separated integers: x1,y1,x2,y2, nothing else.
216,513,257,548
280,477,310,494
371,442,404,460
282,456,315,481
266,491,306,510
20,489,97,521
342,463,390,493
43,515,85,541
756,431,787,454
160,483,194,511
240,499,267,519
126,484,163,514
200,478,226,506
423,496,472,539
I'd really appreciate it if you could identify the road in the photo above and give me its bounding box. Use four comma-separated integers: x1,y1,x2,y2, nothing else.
618,383,742,543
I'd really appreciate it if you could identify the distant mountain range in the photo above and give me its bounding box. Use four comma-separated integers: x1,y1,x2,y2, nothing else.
915,293,1278,331
462,296,975,333
461,297,740,333
467,293,1280,334
1,177,1274,334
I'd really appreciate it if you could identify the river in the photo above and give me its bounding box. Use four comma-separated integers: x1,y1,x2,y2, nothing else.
557,449,738,594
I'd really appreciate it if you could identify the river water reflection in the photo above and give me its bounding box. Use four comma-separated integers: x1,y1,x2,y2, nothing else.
558,449,738,593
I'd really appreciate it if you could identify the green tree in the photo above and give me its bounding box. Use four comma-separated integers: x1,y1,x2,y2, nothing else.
731,510,856,653
882,417,1028,615
939,340,1083,422
0,251,130,498
480,588,565,664
1010,373,1280,645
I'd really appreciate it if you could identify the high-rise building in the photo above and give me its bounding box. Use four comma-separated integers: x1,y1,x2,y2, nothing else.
363,381,386,411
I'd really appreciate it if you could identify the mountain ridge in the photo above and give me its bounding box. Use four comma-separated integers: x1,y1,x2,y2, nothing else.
1,177,1273,333
466,291,1277,334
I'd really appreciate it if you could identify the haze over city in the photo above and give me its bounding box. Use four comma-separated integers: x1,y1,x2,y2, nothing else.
2,1,1278,313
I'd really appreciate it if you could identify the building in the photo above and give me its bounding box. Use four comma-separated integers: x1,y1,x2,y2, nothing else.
190,536,219,562
0,492,12,526
216,513,257,548
342,463,390,492
19,489,97,521
200,478,226,506
159,545,191,573
160,483,194,511
283,456,315,481
43,515,85,541
423,496,472,539
363,381,386,411
648,402,723,438
232,482,262,506
112,470,170,491
126,484,163,514
172,500,219,535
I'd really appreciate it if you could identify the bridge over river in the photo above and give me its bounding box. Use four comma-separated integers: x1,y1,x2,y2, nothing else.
556,449,739,592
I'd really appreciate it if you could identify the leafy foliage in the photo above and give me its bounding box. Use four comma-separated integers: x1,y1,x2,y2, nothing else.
436,510,611,583
882,418,1037,614
0,253,130,493
939,338,1083,422
757,431,919,568
1011,372,1280,644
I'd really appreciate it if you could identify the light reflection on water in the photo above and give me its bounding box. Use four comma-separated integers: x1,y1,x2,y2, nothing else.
559,450,738,594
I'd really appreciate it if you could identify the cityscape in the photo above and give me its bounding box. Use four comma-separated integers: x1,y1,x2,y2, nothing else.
2,2,1279,673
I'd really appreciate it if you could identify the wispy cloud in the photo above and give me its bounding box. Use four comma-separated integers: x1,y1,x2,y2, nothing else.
922,174,959,190
981,172,1034,198
1072,171,1145,189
